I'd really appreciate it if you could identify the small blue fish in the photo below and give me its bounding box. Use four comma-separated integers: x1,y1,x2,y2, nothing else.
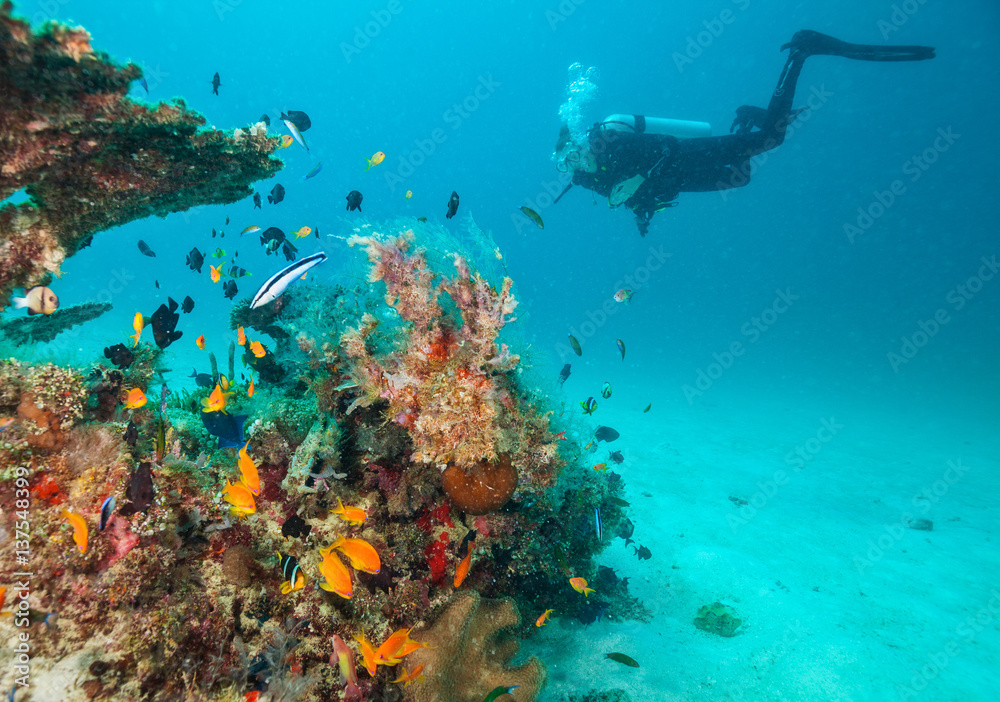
304,162,323,180
595,507,603,542
99,495,115,531
616,338,626,360
580,396,598,415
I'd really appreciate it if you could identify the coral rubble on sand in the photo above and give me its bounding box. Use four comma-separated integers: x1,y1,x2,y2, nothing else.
0,1,282,305
0,219,646,702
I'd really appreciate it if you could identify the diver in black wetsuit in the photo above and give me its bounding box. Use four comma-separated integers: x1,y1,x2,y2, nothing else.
553,30,936,236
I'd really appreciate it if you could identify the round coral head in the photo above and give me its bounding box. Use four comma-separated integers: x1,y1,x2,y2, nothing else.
441,455,518,515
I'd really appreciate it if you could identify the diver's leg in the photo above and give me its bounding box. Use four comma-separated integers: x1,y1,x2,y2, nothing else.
781,30,935,62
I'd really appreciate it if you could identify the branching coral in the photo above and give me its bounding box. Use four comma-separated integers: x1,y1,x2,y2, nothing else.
0,301,112,345
0,2,282,303
405,590,546,702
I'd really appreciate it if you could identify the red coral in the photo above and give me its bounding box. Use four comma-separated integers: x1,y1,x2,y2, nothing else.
30,474,63,505
416,502,454,533
425,532,450,586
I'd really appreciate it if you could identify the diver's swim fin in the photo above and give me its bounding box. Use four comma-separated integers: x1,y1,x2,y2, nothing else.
782,30,935,62
609,174,645,207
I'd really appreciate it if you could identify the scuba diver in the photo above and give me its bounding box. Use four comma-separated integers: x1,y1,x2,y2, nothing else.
553,30,936,236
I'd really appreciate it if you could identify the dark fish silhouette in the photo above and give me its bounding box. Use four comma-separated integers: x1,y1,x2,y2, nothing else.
211,72,221,95
558,363,571,385
104,343,134,369
78,235,94,250
201,410,247,449
633,545,652,561
594,426,620,443
123,419,138,446
190,368,213,388
150,297,182,348
223,279,238,299
617,517,634,541
445,191,460,219
186,247,204,273
211,228,217,238
281,515,311,539
259,114,271,126
119,462,155,516
137,240,156,257
154,280,159,289
282,110,311,132
268,184,285,205
225,216,230,225
608,450,624,464
229,265,248,278
139,78,148,94
253,192,261,209
578,600,611,626
346,190,363,212
280,240,297,262
259,227,287,254
181,295,195,314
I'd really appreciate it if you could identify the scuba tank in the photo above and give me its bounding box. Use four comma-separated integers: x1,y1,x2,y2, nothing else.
600,114,711,138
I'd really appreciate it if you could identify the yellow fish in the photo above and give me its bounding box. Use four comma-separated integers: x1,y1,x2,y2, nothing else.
318,546,353,599
210,264,221,283
279,134,294,148
592,462,609,472
365,151,385,170
331,497,367,526
219,374,230,391
330,535,380,574
237,326,247,346
238,442,260,495
61,510,88,553
249,340,266,358
405,190,413,200
124,388,146,409
569,577,595,597
196,334,206,350
222,478,255,518
292,226,312,239
130,312,143,347
201,383,234,414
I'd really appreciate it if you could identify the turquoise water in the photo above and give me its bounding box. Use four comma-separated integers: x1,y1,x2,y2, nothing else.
4,0,999,700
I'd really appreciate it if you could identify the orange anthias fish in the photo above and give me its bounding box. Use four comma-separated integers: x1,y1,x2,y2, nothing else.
354,630,379,677
248,376,256,398
570,577,595,597
375,628,411,666
332,497,367,526
292,226,312,239
390,665,425,686
201,383,234,414
453,545,473,588
130,312,143,347
124,388,147,409
210,264,222,283
332,634,362,700
238,442,260,495
249,340,266,358
318,546,353,599
331,535,380,574
196,334,206,350
237,326,247,346
535,609,555,627
222,478,255,518
61,510,88,553
365,151,385,170
592,462,609,472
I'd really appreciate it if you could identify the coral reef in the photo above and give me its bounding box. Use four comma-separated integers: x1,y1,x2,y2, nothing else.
0,301,112,345
405,591,546,702
0,2,282,304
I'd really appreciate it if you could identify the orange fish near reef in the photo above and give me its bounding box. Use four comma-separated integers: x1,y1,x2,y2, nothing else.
222,478,255,518
535,609,555,627
238,442,260,495
592,462,609,472
453,545,473,588
569,577,595,597
124,388,147,409
248,376,255,398
249,340,266,358
390,665,425,686
210,264,222,283
61,510,88,553
318,546,353,599
237,326,247,346
354,630,379,677
201,383,234,414
196,334,206,350
130,312,143,347
376,628,411,665
330,535,380,574
331,497,367,526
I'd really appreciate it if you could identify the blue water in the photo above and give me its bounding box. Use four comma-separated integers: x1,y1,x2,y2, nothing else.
5,0,999,700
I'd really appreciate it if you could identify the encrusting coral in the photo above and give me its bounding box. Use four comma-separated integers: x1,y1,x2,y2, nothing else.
405,590,547,702
0,1,282,304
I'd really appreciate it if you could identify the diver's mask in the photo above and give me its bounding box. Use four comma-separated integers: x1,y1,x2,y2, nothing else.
556,149,583,173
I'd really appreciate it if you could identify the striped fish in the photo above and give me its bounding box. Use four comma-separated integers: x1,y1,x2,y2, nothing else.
277,551,302,594
250,252,327,309
595,507,603,542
